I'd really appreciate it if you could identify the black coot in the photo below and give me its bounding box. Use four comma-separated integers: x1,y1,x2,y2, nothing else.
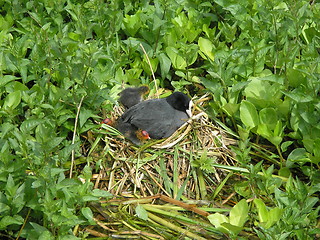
119,86,149,109
118,92,192,139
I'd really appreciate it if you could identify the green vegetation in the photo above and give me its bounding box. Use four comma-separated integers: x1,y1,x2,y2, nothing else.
0,0,319,239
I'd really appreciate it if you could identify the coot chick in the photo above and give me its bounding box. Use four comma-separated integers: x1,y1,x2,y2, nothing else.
118,92,192,139
119,86,149,109
102,118,150,145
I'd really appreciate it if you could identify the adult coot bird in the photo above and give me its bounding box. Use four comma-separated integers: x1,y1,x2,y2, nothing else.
102,118,150,145
118,92,192,139
119,86,149,109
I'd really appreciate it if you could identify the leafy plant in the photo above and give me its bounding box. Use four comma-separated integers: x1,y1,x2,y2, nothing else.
0,0,319,238
208,199,249,237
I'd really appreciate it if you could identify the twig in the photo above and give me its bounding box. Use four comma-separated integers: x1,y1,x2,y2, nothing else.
16,208,31,240
70,95,85,178
140,43,158,98
85,228,108,237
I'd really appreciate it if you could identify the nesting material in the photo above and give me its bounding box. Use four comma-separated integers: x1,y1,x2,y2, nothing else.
98,93,237,196
88,93,238,238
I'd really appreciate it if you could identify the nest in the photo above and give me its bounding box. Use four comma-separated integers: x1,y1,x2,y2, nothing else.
86,93,239,238
95,93,238,195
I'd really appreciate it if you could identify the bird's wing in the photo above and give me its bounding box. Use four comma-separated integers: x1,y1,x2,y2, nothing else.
121,99,189,139
121,99,175,139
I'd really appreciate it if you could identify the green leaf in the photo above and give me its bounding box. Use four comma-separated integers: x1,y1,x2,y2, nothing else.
123,11,142,36
229,199,248,227
274,120,283,137
254,198,283,229
3,90,21,109
0,215,24,229
265,207,282,228
0,203,10,215
142,56,159,76
29,222,53,240
165,46,187,70
257,124,273,139
158,53,171,79
198,37,215,61
135,205,148,220
81,207,94,221
20,119,45,133
259,108,277,129
0,75,19,87
254,198,269,223
287,68,306,88
281,141,293,152
79,108,95,128
244,78,283,108
5,174,17,197
92,189,113,198
240,100,259,130
287,148,310,164
220,222,243,236
208,213,229,234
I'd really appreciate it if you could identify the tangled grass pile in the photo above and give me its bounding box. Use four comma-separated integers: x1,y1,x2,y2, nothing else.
81,93,242,239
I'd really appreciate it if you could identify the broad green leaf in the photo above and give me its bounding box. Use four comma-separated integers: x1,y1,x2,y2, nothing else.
287,148,310,163
0,215,24,229
3,90,21,109
165,46,187,69
29,222,52,238
269,136,282,147
142,56,159,76
244,78,283,108
257,124,273,139
81,207,94,221
234,181,251,198
68,32,80,41
222,102,239,117
0,203,10,214
282,90,313,103
203,23,216,39
259,108,277,129
157,53,171,79
220,222,243,236
265,208,282,229
278,167,291,177
185,44,198,66
240,100,259,129
229,199,248,227
208,213,229,234
20,119,45,133
254,198,283,229
0,75,18,87
287,68,306,88
38,231,54,240
198,37,215,61
79,108,95,128
254,198,269,223
123,11,142,36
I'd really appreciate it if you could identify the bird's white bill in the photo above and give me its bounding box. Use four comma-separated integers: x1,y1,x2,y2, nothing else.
186,100,193,117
